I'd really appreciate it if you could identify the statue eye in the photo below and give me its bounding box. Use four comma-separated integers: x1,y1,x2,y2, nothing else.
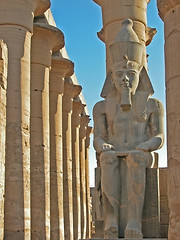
115,72,123,78
128,71,136,77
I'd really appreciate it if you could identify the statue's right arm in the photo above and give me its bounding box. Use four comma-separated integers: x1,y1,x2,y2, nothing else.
93,101,115,154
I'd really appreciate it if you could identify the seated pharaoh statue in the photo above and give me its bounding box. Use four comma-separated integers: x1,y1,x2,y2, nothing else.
93,19,164,239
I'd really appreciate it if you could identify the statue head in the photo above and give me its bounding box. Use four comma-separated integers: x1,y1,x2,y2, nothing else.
108,19,145,110
111,55,141,95
101,19,154,113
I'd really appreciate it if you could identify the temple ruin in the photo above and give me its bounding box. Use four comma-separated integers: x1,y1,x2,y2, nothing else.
0,0,179,240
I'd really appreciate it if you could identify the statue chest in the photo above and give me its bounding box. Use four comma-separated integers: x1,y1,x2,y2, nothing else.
106,103,149,148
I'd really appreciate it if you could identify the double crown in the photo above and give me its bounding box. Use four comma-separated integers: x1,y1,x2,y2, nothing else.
110,19,144,66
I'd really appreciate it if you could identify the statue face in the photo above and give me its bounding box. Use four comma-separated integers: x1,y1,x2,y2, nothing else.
112,63,140,95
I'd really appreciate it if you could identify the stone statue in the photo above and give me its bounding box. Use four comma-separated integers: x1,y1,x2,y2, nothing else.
93,19,164,239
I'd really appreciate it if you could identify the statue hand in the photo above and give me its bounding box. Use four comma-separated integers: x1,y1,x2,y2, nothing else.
136,142,150,152
101,143,115,152
136,137,162,152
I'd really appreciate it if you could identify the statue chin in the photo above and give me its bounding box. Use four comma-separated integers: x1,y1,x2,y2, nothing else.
120,88,132,111
121,103,131,111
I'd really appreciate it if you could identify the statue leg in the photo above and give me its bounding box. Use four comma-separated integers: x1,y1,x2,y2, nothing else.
125,150,153,239
100,150,120,238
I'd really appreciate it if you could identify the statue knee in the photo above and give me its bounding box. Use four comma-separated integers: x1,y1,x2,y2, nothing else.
100,151,117,165
126,150,153,168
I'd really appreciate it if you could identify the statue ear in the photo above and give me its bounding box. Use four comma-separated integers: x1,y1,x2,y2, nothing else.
100,70,115,98
137,66,154,96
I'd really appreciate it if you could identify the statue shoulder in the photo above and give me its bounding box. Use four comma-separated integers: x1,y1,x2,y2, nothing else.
147,98,164,113
93,100,106,116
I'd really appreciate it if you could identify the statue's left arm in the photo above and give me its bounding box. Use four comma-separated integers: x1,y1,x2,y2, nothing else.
136,99,164,152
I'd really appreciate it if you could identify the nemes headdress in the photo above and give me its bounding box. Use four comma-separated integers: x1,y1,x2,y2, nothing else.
110,19,144,65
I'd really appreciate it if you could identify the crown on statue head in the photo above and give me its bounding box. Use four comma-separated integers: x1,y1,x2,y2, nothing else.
110,19,144,66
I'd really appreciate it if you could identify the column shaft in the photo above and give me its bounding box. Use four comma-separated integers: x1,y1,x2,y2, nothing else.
0,40,8,240
0,1,50,239
85,126,93,238
62,82,82,240
50,55,74,240
72,100,85,240
79,115,90,239
0,11,32,240
157,1,180,239
30,22,64,240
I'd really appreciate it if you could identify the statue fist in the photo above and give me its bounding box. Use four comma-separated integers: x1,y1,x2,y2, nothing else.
136,136,162,152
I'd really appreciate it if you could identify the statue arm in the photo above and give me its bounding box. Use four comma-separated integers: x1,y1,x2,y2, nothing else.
137,99,164,152
93,101,115,154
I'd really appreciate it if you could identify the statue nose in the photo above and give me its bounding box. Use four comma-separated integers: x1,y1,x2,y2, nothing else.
122,75,129,82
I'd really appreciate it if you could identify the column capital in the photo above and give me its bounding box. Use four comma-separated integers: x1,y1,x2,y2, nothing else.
86,126,93,149
51,55,74,78
93,0,150,6
64,81,82,99
0,0,33,32
33,0,51,17
32,22,64,67
97,28,105,43
72,99,86,127
92,0,149,27
0,40,8,90
63,82,82,113
80,115,90,139
157,0,180,20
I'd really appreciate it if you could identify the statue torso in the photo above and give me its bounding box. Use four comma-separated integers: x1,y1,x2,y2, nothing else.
105,95,151,151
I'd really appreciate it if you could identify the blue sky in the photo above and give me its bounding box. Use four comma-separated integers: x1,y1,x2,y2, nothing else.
51,0,167,186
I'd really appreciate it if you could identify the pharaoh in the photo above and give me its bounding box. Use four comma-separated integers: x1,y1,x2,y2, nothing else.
93,19,164,239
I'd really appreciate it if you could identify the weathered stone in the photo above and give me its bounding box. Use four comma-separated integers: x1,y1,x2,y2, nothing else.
92,0,152,72
157,1,180,239
85,126,93,238
50,55,74,240
30,20,64,240
93,19,164,239
0,40,7,240
63,81,82,240
0,1,49,239
72,99,85,240
142,169,160,238
80,115,90,239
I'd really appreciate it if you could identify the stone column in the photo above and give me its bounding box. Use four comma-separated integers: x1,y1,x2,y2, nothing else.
79,115,90,239
157,1,180,239
92,0,154,73
72,99,85,240
49,55,74,240
62,81,82,240
0,40,8,240
0,1,50,239
31,22,64,240
85,126,93,238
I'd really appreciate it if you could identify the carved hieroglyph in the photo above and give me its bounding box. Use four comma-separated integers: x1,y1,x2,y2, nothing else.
93,19,164,239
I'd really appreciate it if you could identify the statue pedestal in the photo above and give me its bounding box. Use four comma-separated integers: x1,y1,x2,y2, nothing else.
89,238,167,240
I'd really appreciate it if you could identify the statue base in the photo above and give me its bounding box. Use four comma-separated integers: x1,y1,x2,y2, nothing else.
88,238,167,240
